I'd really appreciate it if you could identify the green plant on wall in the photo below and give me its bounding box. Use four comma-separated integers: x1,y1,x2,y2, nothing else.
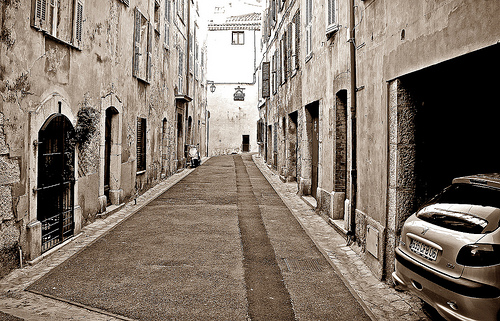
74,106,100,146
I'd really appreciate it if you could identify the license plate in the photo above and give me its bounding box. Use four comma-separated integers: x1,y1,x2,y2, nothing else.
409,239,438,261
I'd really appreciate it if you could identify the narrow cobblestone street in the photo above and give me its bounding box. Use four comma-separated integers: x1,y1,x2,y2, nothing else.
0,155,427,320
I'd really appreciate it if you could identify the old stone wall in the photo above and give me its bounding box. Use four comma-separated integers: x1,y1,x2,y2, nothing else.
0,0,207,272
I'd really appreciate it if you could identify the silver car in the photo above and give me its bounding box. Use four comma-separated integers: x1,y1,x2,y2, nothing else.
392,174,500,321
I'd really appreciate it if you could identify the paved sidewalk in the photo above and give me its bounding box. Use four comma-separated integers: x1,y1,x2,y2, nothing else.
252,154,429,321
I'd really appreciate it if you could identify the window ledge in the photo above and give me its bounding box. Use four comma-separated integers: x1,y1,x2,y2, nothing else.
326,24,340,36
33,27,82,51
134,76,150,85
136,170,146,175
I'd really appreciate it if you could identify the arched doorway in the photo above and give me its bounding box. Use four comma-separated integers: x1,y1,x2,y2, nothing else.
305,101,319,198
104,107,119,205
37,114,75,253
161,118,169,176
187,116,193,145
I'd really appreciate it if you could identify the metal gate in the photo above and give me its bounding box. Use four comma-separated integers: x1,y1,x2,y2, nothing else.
37,114,75,253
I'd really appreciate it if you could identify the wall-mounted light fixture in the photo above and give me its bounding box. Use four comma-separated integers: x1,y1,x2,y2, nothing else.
207,81,216,93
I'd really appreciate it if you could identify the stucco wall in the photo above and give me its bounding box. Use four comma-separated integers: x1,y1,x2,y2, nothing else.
0,0,206,269
354,0,500,278
206,14,261,156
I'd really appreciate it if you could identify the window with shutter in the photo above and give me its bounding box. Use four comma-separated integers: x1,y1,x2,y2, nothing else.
189,33,193,72
74,0,84,48
326,0,339,35
136,118,147,173
294,11,300,70
305,0,313,60
133,8,141,78
178,48,184,93
33,0,47,29
282,32,287,84
166,0,171,22
272,52,276,94
32,0,84,48
133,8,151,83
178,0,185,22
262,62,270,98
271,0,276,26
277,44,282,86
147,23,153,82
154,0,161,32
164,0,171,49
287,23,292,78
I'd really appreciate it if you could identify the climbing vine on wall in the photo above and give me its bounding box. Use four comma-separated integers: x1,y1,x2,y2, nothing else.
73,106,100,177
74,106,100,146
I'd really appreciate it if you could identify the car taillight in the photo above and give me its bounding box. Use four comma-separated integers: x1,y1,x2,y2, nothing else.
456,244,500,267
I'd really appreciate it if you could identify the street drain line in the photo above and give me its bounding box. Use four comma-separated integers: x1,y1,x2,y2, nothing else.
234,155,295,321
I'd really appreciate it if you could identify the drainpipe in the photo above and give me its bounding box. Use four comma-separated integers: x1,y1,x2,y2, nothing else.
348,0,357,235
186,2,191,99
184,1,191,164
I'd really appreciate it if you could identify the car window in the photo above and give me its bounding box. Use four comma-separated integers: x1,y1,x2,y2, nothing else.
420,183,500,233
417,209,489,234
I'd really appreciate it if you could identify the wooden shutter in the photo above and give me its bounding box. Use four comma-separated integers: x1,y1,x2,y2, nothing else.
271,0,276,26
165,0,171,22
178,49,184,93
133,8,141,78
306,0,312,58
137,118,146,172
147,22,153,82
165,0,171,48
328,0,336,26
75,0,84,47
262,62,270,98
287,23,292,77
33,0,47,30
294,11,300,69
307,0,313,23
277,44,282,86
272,50,277,94
283,32,287,82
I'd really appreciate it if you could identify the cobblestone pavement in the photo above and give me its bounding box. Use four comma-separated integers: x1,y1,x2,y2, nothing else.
0,155,429,320
252,154,430,321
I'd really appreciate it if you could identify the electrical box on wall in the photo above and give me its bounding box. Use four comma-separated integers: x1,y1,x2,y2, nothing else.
366,225,379,259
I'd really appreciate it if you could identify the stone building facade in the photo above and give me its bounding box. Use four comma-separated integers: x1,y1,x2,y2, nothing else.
259,0,500,280
206,9,261,156
0,0,207,276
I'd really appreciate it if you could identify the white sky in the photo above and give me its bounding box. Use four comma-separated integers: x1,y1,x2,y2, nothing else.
198,0,263,25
